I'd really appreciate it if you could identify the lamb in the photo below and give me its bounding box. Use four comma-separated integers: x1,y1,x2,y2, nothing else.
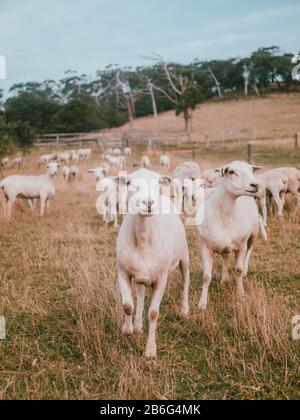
116,168,190,359
160,154,170,171
88,166,107,182
272,167,300,206
62,165,70,182
255,169,289,227
196,161,267,310
70,165,80,181
202,169,221,188
124,147,132,157
141,156,151,169
0,162,59,219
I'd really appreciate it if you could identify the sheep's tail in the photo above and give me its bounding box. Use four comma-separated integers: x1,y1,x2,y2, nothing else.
259,215,268,241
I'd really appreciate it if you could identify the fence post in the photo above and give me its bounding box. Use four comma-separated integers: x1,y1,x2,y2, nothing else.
192,144,196,160
295,132,299,148
56,135,59,147
247,142,253,164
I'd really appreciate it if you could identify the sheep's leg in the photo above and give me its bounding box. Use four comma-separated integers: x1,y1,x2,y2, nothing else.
259,195,268,228
134,284,145,334
145,273,168,359
179,256,190,318
28,199,35,211
118,271,134,335
235,245,247,300
40,196,46,217
46,198,50,215
221,254,230,284
198,245,213,310
272,191,284,218
6,197,15,219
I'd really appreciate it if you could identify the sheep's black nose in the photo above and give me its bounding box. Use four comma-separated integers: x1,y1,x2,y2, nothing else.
250,183,259,189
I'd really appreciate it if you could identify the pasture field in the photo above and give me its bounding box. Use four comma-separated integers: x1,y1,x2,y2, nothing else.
0,144,299,400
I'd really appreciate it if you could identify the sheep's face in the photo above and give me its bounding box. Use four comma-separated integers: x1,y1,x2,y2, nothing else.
88,168,106,181
203,170,221,188
222,161,261,197
47,162,59,177
120,169,171,217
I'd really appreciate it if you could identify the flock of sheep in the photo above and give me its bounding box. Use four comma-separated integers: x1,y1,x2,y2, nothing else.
0,146,299,359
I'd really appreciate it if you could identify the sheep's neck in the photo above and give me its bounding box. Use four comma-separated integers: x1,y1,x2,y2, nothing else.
212,185,237,218
133,215,151,249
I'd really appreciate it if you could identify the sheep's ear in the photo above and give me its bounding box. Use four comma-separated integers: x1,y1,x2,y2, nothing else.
159,176,173,185
221,167,229,177
252,165,263,172
215,168,221,174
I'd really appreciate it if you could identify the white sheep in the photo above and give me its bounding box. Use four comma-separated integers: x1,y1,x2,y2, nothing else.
273,167,300,206
70,165,80,181
96,177,119,228
141,156,151,169
12,157,25,169
124,147,132,157
62,165,70,182
172,162,202,214
113,148,121,157
202,169,221,188
116,168,190,359
1,157,9,168
57,151,70,164
160,154,170,171
88,166,107,182
196,161,267,310
78,148,91,160
255,169,289,227
70,151,79,164
38,153,55,166
0,162,59,218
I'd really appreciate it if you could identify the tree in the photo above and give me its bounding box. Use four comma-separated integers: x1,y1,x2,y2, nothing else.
175,84,203,133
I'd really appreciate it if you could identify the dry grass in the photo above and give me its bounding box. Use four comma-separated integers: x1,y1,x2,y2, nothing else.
0,144,299,400
117,93,300,141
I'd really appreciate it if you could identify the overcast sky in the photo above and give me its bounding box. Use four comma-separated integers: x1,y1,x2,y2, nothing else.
0,0,299,95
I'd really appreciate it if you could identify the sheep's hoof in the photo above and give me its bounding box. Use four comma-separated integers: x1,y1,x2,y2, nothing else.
122,324,133,336
198,303,207,311
133,325,143,335
144,349,157,360
181,308,190,319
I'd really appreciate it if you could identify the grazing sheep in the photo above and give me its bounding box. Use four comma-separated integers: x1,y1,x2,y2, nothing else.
202,169,221,188
38,154,55,166
141,156,151,169
96,177,119,228
0,162,60,218
160,155,170,171
196,161,267,310
172,162,202,214
78,148,91,160
88,167,107,182
70,165,80,181
57,152,70,164
273,167,300,206
255,169,289,227
124,147,132,157
70,151,79,164
116,169,190,359
113,148,121,157
12,157,25,169
62,165,70,182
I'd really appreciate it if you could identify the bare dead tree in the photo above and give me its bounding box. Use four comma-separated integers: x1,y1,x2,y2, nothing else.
208,68,223,98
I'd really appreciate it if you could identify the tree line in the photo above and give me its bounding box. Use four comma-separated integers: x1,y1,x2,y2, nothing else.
0,46,299,155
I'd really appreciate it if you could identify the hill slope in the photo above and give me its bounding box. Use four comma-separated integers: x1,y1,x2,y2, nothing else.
115,93,300,140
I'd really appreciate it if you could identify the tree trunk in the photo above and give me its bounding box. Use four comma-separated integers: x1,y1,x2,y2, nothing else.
149,83,158,118
126,96,133,128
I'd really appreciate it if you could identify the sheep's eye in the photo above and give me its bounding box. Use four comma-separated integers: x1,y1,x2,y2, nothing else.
229,170,236,175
